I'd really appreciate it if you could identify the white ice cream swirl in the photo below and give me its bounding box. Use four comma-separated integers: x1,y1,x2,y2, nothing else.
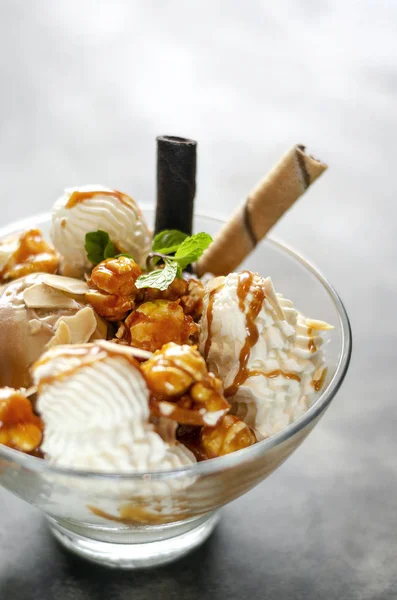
32,341,196,472
51,185,151,277
199,272,331,439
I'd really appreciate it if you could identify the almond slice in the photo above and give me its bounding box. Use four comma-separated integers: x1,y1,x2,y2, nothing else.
56,307,98,345
23,283,80,309
263,277,285,320
38,273,89,295
46,320,71,349
0,235,19,271
206,276,225,294
98,340,153,361
305,318,334,331
90,311,109,341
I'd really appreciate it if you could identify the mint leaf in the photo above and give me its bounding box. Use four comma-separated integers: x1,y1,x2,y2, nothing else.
152,230,189,255
85,230,116,265
173,232,213,270
137,230,212,290
135,259,178,291
104,241,116,259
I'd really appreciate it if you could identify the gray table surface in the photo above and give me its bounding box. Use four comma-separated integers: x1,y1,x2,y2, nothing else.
0,1,395,598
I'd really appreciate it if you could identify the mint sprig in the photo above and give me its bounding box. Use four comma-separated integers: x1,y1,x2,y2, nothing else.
85,230,133,265
173,232,213,270
135,230,213,290
135,258,178,291
152,230,189,254
85,228,212,290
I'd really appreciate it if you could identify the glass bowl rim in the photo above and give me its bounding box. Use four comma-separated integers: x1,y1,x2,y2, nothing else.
0,209,352,481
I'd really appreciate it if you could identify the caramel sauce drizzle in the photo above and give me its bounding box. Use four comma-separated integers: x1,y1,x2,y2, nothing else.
308,339,317,353
247,369,301,382
66,189,133,210
307,327,317,354
225,272,265,397
312,367,327,392
223,272,302,397
204,287,219,360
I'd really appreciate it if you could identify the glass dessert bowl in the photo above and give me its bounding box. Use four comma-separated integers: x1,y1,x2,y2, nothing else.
0,208,351,569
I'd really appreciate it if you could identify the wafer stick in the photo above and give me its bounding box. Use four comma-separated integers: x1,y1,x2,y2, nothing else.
196,144,327,277
155,135,197,236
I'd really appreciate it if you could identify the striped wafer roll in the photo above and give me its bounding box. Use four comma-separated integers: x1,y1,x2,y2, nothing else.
196,145,327,277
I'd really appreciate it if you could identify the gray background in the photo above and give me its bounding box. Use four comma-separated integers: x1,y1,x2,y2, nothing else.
0,1,394,599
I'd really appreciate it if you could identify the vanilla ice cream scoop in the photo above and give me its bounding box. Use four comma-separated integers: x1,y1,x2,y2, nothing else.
32,341,196,472
199,272,332,438
0,273,106,389
51,185,152,277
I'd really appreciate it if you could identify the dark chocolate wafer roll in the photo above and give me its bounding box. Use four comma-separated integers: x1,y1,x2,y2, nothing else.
197,145,327,276
155,136,197,236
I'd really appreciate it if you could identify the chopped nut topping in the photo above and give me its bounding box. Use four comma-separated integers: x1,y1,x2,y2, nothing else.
0,388,43,453
0,229,59,283
142,343,230,426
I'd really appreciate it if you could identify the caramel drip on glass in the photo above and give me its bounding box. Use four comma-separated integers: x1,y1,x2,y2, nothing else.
225,272,265,397
66,189,133,210
88,504,179,525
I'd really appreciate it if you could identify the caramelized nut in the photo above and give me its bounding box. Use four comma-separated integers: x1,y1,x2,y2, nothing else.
178,415,257,460
141,277,205,320
190,376,227,413
89,256,141,296
85,289,134,322
0,388,43,453
200,415,257,458
125,301,199,353
86,256,141,321
143,343,230,426
142,342,208,396
146,366,193,398
0,229,59,283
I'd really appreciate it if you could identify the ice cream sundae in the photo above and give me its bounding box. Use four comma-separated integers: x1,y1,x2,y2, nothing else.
0,140,332,477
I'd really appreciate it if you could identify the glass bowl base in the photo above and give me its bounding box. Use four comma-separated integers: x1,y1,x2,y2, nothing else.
48,512,220,569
